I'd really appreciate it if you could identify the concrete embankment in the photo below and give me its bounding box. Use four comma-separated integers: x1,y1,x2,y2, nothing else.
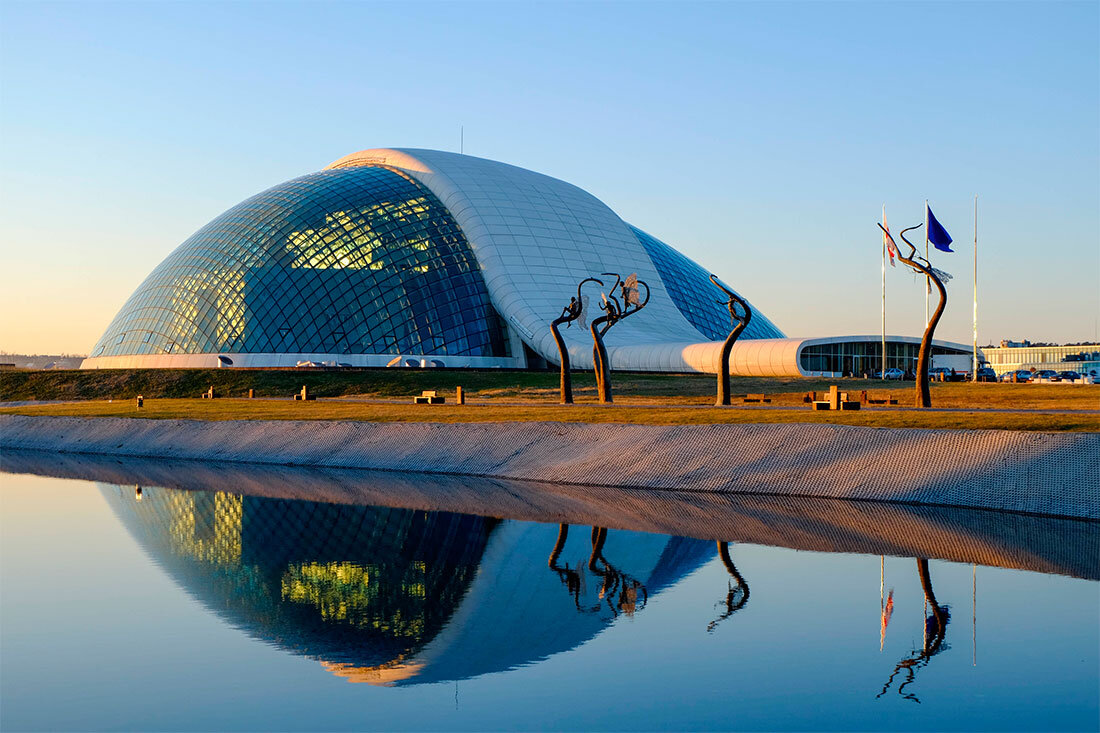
5,449,1098,579
1,414,1096,519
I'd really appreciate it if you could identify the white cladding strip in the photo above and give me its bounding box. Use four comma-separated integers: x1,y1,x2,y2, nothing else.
325,149,708,369
603,339,803,376
79,352,519,370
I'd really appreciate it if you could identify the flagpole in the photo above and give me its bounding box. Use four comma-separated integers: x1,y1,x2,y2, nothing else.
972,563,977,666
880,555,885,651
882,204,887,380
973,195,979,381
924,200,930,327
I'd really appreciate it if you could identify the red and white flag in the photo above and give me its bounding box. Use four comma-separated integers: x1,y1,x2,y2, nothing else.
883,206,897,267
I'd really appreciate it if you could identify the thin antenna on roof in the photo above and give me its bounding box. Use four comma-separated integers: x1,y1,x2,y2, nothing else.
460,126,464,155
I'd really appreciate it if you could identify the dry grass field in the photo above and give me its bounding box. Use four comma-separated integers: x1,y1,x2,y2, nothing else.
2,367,1097,409
2,396,1097,432
2,368,1096,431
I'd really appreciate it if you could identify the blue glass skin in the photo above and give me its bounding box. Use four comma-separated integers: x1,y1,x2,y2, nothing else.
91,167,508,358
631,225,784,342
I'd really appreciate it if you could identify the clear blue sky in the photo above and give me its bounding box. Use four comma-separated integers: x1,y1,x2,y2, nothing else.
1,0,1097,354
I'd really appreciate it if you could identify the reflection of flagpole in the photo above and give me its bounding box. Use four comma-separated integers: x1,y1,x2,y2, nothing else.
882,205,887,379
973,195,979,381
880,556,885,651
972,564,977,666
880,556,884,609
879,556,893,652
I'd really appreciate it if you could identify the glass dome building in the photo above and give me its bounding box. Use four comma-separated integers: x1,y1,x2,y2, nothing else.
82,148,972,375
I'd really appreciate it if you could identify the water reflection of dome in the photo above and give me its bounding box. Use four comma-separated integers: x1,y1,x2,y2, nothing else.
102,485,711,685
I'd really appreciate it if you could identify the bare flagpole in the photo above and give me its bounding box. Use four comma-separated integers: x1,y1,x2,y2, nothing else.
924,200,930,327
973,195,979,381
882,204,887,380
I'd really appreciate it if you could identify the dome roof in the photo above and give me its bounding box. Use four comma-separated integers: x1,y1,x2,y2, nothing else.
84,148,783,371
89,165,509,363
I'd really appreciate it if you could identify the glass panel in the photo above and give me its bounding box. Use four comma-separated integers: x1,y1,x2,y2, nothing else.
631,226,784,341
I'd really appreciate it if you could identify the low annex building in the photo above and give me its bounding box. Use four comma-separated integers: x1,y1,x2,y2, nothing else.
82,148,972,376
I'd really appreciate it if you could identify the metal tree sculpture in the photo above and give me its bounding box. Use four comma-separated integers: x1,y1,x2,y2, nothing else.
589,272,651,404
879,223,950,407
550,277,603,404
709,275,753,406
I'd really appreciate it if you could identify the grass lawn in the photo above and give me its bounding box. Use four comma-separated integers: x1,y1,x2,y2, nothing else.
2,397,1097,432
2,367,1098,410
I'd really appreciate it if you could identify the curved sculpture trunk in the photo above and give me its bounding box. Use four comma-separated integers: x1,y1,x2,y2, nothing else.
710,275,752,406
550,318,573,404
915,277,948,407
590,317,613,403
716,322,748,406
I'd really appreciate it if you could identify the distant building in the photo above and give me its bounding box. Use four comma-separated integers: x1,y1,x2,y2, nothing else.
0,355,86,370
983,343,1100,376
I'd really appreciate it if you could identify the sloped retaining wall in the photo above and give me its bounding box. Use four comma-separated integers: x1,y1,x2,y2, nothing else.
1,415,1096,519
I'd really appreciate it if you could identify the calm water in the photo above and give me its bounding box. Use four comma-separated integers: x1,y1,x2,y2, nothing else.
1,464,1097,732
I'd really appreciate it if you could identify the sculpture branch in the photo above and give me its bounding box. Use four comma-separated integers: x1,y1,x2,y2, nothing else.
590,273,650,403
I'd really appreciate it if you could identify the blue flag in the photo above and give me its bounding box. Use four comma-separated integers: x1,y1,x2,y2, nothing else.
926,204,953,252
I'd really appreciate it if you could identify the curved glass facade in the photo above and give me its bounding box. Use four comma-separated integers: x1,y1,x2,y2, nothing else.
91,166,508,358
799,341,972,376
631,226,784,341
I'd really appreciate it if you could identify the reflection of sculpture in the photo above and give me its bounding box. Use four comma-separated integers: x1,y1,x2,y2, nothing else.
587,527,648,616
708,541,749,632
877,558,951,703
879,224,949,407
550,278,603,404
709,275,752,406
548,524,649,617
548,523,583,609
590,273,651,404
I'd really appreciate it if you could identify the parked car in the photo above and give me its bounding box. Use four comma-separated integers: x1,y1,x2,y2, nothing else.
1057,370,1082,381
975,367,997,382
999,370,1032,382
1034,369,1059,381
876,368,905,380
929,367,965,382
